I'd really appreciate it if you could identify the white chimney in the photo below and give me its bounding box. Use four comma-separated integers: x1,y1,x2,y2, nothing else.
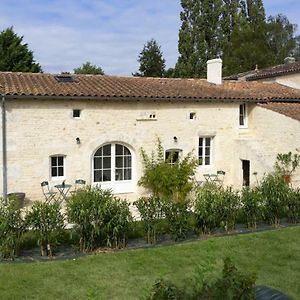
207,58,222,85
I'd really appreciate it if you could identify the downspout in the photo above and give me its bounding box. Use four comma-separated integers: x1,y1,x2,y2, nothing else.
1,94,7,202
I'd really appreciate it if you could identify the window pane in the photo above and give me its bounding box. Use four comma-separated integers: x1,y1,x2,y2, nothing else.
58,167,64,176
52,167,57,177
205,147,210,156
58,156,64,166
103,157,111,169
94,170,102,182
199,138,203,146
124,156,131,168
116,144,123,155
103,170,111,181
94,157,102,169
124,147,131,156
205,138,211,147
124,168,132,180
103,144,111,155
205,157,210,165
95,147,102,156
115,169,123,181
240,116,244,126
115,156,123,168
51,157,57,166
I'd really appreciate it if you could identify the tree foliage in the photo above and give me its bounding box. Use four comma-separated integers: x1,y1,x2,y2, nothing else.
74,61,104,75
134,39,166,77
0,27,42,72
175,1,300,78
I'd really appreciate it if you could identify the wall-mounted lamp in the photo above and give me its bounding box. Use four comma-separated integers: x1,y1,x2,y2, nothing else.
76,137,81,144
173,136,178,143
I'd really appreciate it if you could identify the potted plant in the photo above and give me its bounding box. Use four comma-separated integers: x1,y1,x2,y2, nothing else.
274,152,300,184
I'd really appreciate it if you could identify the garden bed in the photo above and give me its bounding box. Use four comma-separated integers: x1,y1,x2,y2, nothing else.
3,221,299,263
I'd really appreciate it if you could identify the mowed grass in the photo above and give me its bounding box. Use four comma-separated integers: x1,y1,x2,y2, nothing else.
0,226,299,300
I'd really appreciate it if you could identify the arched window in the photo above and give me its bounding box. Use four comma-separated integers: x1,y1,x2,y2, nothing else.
93,143,132,183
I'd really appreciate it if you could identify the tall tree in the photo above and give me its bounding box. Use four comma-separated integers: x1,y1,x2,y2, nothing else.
174,0,224,78
134,39,166,77
0,27,42,72
74,61,104,75
266,14,297,65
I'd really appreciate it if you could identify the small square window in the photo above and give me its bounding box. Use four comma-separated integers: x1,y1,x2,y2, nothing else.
190,112,196,120
50,155,65,178
73,109,81,119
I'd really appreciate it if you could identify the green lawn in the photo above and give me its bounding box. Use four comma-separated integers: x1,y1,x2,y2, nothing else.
0,226,299,300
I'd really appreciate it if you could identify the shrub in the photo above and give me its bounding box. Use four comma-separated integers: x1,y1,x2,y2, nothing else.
194,183,220,234
134,196,163,244
162,197,191,241
147,279,185,300
67,186,132,252
199,258,256,300
286,188,300,223
0,197,25,259
217,187,241,232
25,201,65,257
138,139,198,202
241,188,263,229
260,174,289,227
147,258,256,300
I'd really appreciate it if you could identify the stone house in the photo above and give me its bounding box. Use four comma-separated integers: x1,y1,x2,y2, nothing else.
0,59,300,201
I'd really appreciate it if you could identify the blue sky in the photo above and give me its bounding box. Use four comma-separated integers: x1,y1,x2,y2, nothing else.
0,0,299,75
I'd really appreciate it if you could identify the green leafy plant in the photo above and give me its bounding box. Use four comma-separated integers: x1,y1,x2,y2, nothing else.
275,152,300,176
0,197,25,259
138,138,198,202
139,139,197,240
162,197,191,241
25,201,65,257
67,186,132,252
147,258,256,300
241,188,263,229
260,174,289,227
194,183,221,234
217,187,241,232
134,196,163,244
199,258,256,300
286,188,300,224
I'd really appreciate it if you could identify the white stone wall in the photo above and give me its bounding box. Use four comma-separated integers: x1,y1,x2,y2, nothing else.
1,98,299,202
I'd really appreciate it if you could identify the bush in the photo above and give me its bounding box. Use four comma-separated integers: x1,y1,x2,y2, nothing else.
217,187,241,232
286,188,300,223
0,197,25,259
260,174,289,227
147,258,256,300
162,197,191,241
67,186,133,252
194,183,220,234
25,201,65,256
139,139,198,202
241,188,263,229
134,196,163,244
199,258,256,300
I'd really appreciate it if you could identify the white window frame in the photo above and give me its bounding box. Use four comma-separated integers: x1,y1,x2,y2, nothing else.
198,137,213,167
92,143,134,194
50,155,66,179
239,103,248,128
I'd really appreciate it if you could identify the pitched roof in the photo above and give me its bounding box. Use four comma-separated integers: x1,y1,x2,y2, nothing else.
258,102,300,122
1,71,300,102
224,61,300,81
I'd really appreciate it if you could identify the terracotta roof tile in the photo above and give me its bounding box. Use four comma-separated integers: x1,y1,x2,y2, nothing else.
224,61,300,81
259,102,300,122
1,72,300,101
